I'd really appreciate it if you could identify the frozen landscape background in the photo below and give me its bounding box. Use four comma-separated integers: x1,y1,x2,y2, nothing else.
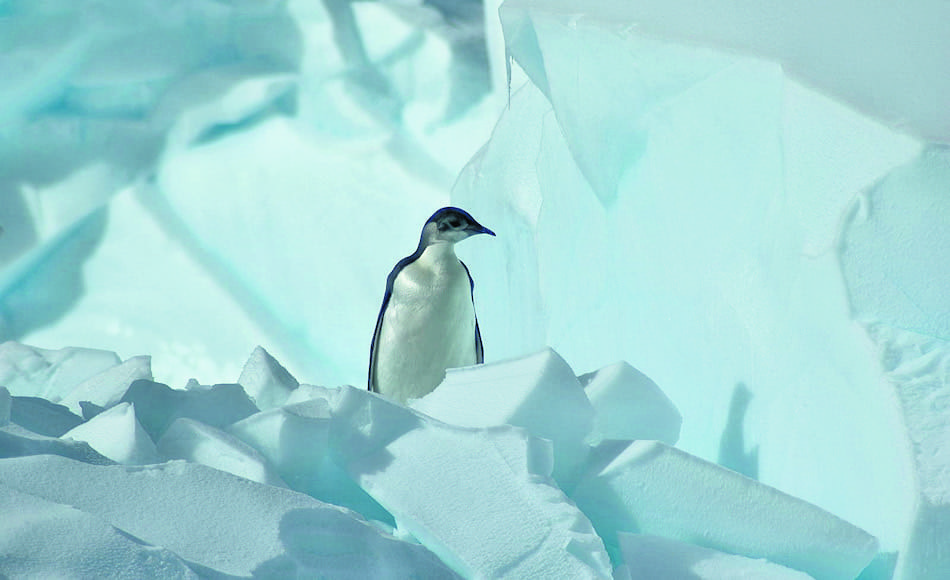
1,0,949,578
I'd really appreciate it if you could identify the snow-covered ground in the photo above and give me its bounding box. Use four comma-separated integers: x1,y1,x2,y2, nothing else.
2,0,949,578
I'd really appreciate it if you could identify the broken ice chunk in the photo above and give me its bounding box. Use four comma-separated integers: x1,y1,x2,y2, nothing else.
0,485,199,579
62,403,159,465
158,417,287,488
572,440,877,580
579,361,681,445
228,394,393,524
9,397,82,437
0,342,120,401
0,387,10,426
0,423,112,464
411,348,594,489
615,533,813,580
333,386,612,579
120,379,259,440
59,355,152,417
284,384,334,405
0,455,457,579
237,346,298,410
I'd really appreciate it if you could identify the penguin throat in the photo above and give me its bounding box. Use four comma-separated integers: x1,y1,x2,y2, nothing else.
420,241,458,263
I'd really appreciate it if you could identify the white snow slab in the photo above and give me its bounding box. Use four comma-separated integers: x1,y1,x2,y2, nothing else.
158,417,287,488
0,387,9,426
63,402,159,465
9,396,82,437
864,324,950,580
228,394,393,525
0,342,120,401
59,355,152,417
615,533,813,580
0,484,198,579
0,423,112,465
283,383,334,405
412,348,594,488
0,454,459,579
121,379,259,441
500,0,950,145
238,346,298,410
579,361,681,445
572,440,877,579
332,385,612,579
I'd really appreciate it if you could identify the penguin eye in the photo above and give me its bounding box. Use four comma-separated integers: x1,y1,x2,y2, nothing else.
448,219,461,229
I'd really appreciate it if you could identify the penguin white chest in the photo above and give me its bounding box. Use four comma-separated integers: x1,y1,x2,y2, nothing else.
376,244,477,403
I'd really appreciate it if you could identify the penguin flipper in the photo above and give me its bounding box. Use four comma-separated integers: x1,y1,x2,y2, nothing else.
369,254,419,391
460,260,484,364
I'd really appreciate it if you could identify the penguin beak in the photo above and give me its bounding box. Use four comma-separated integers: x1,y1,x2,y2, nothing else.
468,223,496,237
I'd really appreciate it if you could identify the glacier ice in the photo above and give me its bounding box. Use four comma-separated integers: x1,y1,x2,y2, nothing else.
0,485,198,579
59,354,152,416
579,360,682,446
62,402,159,465
120,379,259,441
1,0,949,575
615,533,813,580
8,395,82,437
330,385,613,579
157,417,288,488
0,454,457,579
238,346,299,411
411,348,594,488
572,440,877,579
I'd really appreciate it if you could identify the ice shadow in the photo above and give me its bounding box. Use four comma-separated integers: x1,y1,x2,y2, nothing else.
717,382,759,480
321,0,490,125
0,208,107,342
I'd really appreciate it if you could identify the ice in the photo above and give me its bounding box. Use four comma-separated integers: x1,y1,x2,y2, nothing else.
238,346,299,411
0,387,10,426
614,533,813,580
1,0,949,574
158,417,288,488
59,355,152,416
0,485,198,579
0,342,120,401
228,394,394,525
62,402,159,465
572,440,877,579
411,348,594,488
0,423,111,465
454,4,921,558
331,385,612,579
120,379,259,441
9,396,82,437
579,361,681,446
0,454,458,579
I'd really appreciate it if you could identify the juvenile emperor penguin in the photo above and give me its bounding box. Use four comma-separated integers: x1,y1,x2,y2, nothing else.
369,207,495,404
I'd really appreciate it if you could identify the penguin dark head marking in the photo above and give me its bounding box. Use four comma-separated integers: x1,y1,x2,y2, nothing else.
420,207,495,248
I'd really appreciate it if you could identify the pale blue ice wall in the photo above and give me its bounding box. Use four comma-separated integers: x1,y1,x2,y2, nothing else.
453,2,950,578
0,0,499,384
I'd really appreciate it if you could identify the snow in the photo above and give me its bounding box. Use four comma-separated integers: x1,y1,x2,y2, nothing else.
572,440,877,579
1,0,949,576
615,533,814,580
411,348,594,489
237,346,299,411
580,361,682,446
63,402,159,465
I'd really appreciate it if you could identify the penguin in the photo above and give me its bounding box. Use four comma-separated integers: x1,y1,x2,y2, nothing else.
369,207,495,404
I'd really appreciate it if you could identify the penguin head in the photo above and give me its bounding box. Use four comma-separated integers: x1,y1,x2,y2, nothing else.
421,207,495,246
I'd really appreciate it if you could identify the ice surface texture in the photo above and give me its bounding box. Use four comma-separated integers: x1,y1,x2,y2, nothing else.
0,341,884,578
2,0,949,577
